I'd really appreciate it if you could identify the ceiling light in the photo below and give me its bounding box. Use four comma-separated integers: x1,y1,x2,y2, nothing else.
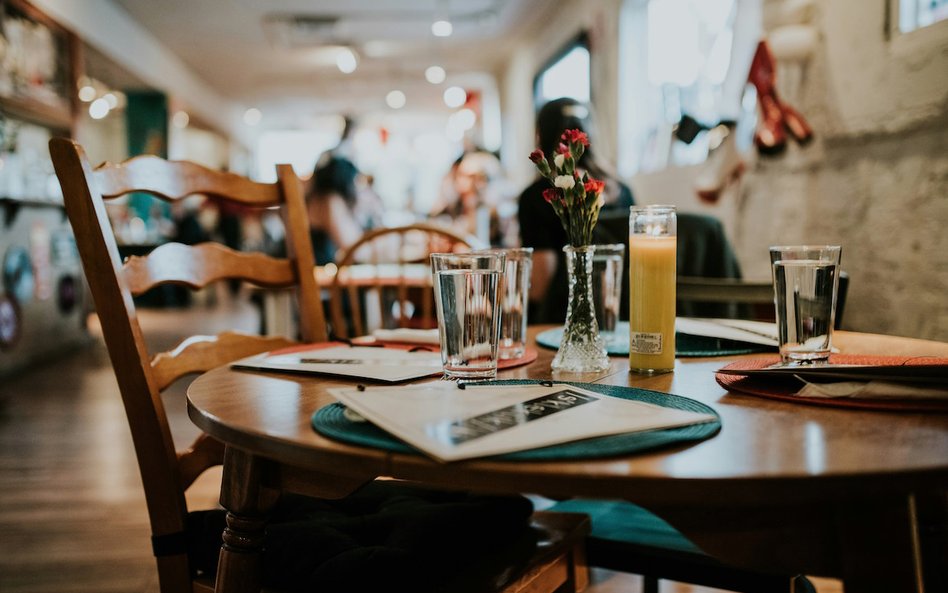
243,108,262,126
453,108,477,130
103,93,118,109
386,90,406,109
89,98,110,120
443,86,466,108
78,85,96,102
425,66,446,84
431,20,453,37
172,111,190,129
336,47,358,74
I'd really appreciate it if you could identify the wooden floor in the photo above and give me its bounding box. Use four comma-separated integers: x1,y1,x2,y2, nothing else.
0,294,841,593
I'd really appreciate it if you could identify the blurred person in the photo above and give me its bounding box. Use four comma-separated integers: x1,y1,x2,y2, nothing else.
430,149,512,246
518,97,635,324
306,155,380,265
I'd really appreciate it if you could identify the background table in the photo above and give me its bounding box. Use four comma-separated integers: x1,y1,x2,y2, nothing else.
187,329,948,593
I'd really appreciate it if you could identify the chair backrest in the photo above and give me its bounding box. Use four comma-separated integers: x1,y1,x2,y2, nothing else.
328,222,483,338
49,138,328,593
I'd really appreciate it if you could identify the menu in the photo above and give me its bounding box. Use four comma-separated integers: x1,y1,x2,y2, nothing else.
232,345,443,383
327,382,716,462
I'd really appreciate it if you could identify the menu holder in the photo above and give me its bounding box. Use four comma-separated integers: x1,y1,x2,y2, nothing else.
326,382,717,462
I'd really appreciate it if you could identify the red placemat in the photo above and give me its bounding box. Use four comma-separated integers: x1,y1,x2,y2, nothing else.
715,354,948,413
269,342,539,370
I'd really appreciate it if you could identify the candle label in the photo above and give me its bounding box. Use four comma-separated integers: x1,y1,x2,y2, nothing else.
630,332,663,355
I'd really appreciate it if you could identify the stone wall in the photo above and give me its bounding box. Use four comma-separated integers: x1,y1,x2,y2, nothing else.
732,0,948,341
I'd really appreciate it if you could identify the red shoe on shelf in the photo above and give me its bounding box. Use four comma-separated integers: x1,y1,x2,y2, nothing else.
747,40,813,155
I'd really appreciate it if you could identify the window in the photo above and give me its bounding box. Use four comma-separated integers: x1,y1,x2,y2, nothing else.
618,0,754,174
534,34,591,107
898,0,948,33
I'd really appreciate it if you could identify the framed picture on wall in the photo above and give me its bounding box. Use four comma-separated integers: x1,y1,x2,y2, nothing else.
0,0,76,130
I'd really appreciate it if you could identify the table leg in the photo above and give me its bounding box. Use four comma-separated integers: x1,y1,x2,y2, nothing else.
215,446,279,593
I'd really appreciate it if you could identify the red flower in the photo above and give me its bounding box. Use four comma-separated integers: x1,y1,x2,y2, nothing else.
529,149,545,164
561,129,589,147
583,178,605,195
555,142,570,156
542,188,559,203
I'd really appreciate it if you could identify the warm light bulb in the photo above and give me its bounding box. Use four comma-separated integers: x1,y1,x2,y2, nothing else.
386,90,406,109
172,111,190,129
336,48,358,74
243,108,262,126
442,86,466,108
425,65,446,84
431,20,453,37
78,85,96,102
89,98,110,119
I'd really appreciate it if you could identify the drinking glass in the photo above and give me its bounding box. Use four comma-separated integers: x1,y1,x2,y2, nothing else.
430,252,505,379
769,245,842,364
477,248,533,360
591,244,625,343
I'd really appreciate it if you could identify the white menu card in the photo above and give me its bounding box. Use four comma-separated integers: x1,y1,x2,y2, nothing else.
328,382,716,462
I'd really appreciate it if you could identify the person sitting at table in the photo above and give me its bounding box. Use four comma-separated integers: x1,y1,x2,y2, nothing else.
306,153,382,265
518,97,635,323
430,148,514,246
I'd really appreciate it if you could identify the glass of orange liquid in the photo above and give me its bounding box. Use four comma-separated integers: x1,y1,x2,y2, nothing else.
628,205,677,374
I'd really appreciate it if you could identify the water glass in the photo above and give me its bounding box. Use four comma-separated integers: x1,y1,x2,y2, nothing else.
769,245,842,364
477,248,533,360
430,252,505,379
591,244,625,342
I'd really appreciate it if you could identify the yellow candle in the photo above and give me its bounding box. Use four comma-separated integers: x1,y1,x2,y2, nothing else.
628,234,676,373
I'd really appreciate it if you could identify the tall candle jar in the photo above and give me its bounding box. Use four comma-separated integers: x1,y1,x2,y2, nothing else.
628,205,677,374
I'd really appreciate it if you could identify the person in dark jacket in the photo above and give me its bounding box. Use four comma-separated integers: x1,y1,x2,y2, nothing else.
517,97,635,323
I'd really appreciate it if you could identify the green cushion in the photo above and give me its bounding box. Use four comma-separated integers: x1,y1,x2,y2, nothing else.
547,499,704,555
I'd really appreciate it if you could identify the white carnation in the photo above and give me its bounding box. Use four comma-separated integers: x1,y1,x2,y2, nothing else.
554,153,565,169
554,175,575,190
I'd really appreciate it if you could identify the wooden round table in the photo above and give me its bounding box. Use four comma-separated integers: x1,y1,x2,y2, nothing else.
188,329,948,593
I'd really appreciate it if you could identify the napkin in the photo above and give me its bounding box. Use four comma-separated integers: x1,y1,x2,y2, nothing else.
372,328,440,345
797,379,948,399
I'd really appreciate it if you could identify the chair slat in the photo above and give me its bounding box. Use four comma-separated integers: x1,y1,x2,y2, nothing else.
93,154,282,206
150,331,297,390
177,433,225,491
122,242,296,296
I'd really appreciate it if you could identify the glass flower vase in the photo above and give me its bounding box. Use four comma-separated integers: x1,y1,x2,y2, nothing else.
552,245,611,372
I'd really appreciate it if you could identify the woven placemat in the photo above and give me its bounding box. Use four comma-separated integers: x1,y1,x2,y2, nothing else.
536,322,774,357
312,379,721,461
716,354,948,413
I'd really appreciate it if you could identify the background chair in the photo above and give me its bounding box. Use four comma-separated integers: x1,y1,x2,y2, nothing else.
328,222,484,338
50,139,587,593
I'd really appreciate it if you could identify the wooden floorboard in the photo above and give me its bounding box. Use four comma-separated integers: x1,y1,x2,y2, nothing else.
0,294,841,593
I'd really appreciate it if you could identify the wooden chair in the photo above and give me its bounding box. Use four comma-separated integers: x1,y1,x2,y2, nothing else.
328,222,485,338
678,271,850,328
50,139,588,593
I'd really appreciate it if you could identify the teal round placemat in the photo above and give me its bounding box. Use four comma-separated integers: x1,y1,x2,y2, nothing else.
312,380,720,461
536,322,773,358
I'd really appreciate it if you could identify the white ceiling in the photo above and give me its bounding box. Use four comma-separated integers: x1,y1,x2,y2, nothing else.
110,0,551,128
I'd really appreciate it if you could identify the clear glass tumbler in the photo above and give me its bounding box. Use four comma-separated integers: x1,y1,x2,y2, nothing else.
769,245,842,364
430,252,506,379
591,244,625,344
477,248,533,360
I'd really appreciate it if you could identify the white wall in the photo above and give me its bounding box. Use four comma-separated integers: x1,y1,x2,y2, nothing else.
501,0,948,340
